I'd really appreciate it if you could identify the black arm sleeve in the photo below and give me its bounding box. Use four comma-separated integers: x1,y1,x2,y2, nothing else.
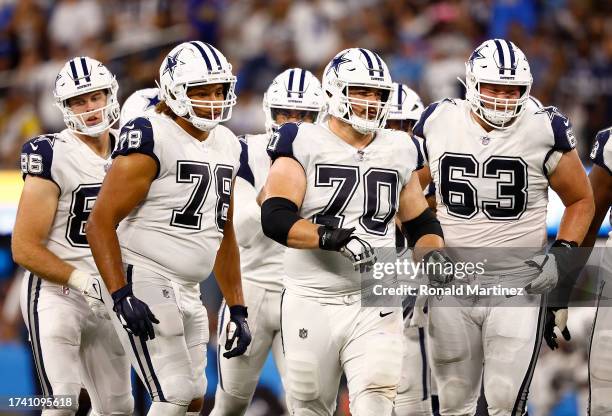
261,197,303,246
402,208,443,248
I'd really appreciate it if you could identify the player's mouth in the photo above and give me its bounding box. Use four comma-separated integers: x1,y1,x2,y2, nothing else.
85,115,102,125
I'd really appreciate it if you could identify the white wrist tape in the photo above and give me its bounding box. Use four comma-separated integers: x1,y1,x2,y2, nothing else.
67,269,91,292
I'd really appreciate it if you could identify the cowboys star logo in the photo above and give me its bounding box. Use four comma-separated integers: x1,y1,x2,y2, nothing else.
326,51,351,78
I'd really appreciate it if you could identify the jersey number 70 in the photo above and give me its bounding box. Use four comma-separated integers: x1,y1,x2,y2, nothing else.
312,164,399,236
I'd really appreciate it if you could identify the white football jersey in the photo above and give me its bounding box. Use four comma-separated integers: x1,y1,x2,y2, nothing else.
234,133,285,292
113,116,241,284
119,88,160,126
267,121,422,297
20,129,117,281
414,98,576,248
590,126,612,239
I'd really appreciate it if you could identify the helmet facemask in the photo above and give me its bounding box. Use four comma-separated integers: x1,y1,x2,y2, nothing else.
57,81,120,137
166,78,237,132
334,84,392,134
467,76,531,129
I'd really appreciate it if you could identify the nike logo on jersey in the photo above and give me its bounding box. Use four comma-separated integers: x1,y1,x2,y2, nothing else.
379,311,393,318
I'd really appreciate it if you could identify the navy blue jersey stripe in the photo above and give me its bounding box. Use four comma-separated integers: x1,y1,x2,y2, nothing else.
287,69,295,97
412,101,439,140
412,136,424,169
237,137,255,187
494,39,506,75
298,69,306,98
80,57,91,83
359,48,375,76
504,40,516,75
203,42,222,69
190,41,212,71
69,59,80,86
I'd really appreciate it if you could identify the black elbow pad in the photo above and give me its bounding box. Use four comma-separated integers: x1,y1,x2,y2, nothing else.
402,208,443,247
261,197,302,246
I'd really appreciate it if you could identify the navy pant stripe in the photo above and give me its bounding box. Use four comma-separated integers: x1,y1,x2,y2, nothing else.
27,273,53,397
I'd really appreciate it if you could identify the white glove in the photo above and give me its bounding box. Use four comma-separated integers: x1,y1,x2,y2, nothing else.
408,295,428,328
525,253,558,294
553,308,568,331
423,250,453,287
340,236,377,273
68,270,110,320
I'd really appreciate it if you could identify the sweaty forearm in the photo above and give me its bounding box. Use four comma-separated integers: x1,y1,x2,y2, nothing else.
286,219,320,249
214,227,244,306
557,197,595,245
85,218,126,294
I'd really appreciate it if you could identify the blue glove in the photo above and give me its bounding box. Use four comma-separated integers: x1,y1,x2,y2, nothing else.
111,284,159,341
223,305,252,359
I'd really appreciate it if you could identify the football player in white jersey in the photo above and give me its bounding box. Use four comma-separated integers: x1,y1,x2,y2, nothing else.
386,83,424,135
211,68,326,416
119,87,161,126
581,127,612,415
12,57,133,415
85,41,251,416
261,48,449,416
385,82,434,416
414,39,594,415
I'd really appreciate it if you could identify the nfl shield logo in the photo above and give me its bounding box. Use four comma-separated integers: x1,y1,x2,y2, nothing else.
481,136,490,145
162,289,170,299
299,328,308,339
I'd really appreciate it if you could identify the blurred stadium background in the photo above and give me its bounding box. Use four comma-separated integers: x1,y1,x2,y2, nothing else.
0,0,610,415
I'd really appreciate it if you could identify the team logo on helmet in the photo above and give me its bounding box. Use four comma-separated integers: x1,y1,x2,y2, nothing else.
162,50,184,80
326,51,351,78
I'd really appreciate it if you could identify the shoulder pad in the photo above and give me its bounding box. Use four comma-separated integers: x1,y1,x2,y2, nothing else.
113,117,160,175
591,127,612,175
266,122,300,161
20,135,57,181
237,136,255,186
411,135,425,169
413,101,441,139
535,106,576,151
